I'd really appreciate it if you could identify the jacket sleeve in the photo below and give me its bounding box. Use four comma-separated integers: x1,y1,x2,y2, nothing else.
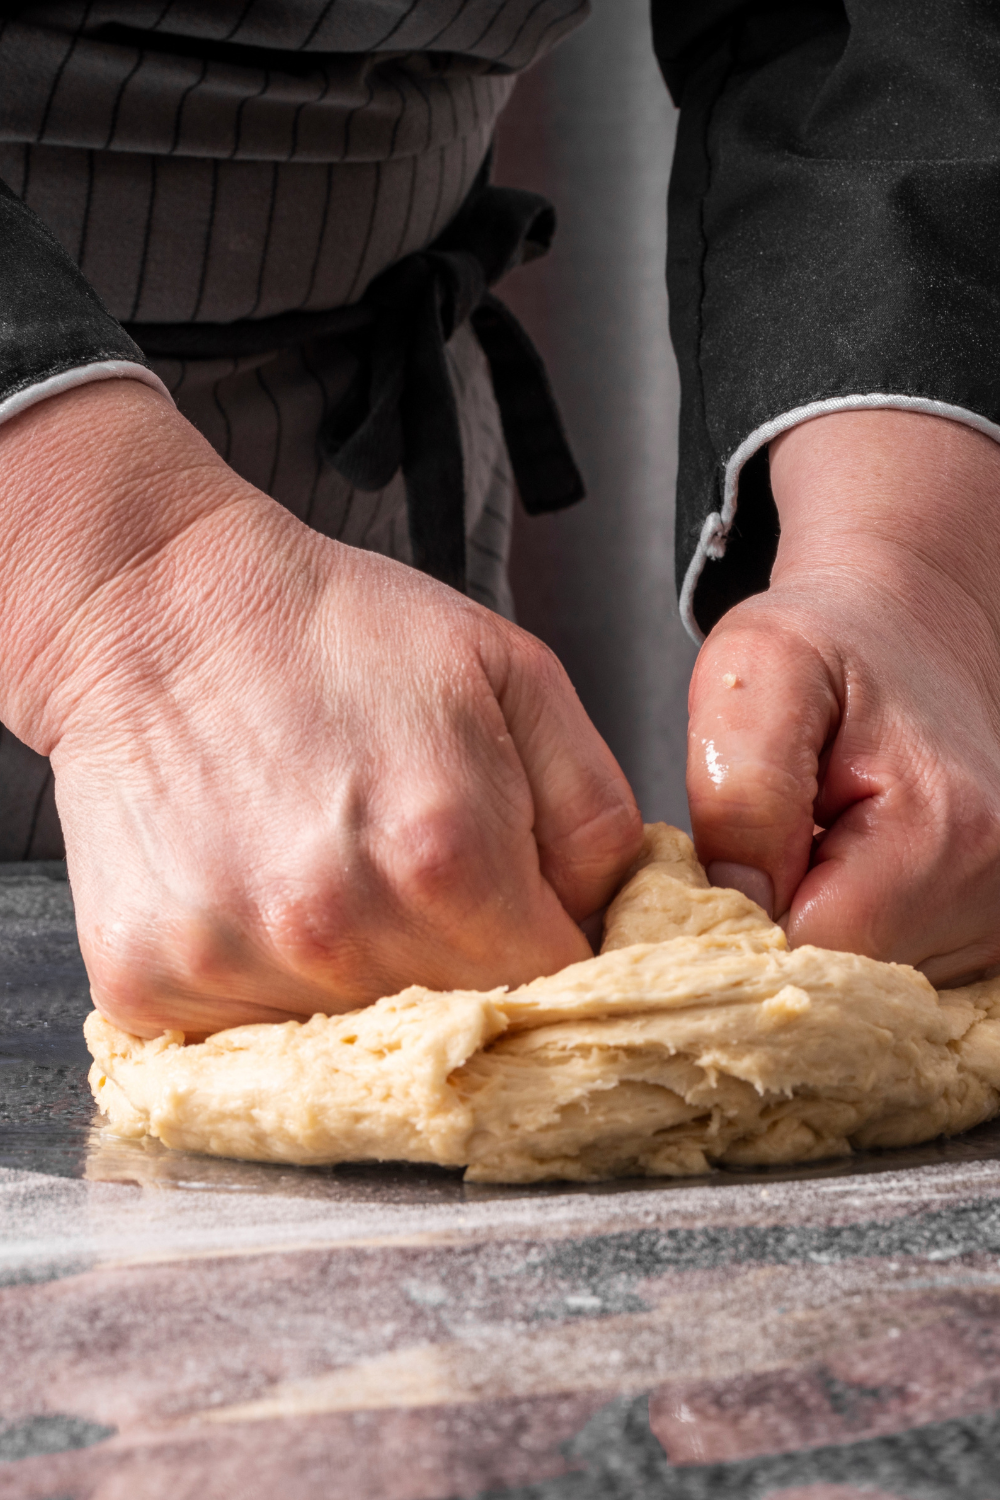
0,177,166,435
654,0,1000,640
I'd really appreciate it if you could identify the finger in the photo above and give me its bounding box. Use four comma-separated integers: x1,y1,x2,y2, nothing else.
359,777,597,991
485,626,644,921
687,603,840,917
92,985,309,1042
80,893,358,1040
787,768,1000,986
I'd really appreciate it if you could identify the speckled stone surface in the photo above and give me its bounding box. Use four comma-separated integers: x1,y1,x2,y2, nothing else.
4,863,1000,1500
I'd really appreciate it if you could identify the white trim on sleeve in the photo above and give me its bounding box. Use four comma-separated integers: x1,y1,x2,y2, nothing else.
679,392,1000,645
0,360,173,431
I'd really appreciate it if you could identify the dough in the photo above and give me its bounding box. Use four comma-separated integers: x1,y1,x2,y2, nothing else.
85,824,1000,1183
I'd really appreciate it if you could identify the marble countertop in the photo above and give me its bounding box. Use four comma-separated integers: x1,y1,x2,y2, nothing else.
3,864,1000,1500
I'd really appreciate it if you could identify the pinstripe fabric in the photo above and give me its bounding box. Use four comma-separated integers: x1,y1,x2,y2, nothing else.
0,0,589,320
0,1,576,856
0,126,499,322
154,321,515,615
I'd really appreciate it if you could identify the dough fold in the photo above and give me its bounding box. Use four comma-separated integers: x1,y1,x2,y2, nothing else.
86,824,1000,1182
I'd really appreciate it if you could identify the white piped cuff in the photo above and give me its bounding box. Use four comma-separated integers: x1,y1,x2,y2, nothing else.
679,393,1000,645
0,360,173,432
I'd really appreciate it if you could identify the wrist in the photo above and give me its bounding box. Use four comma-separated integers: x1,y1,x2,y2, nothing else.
768,408,1000,634
0,378,247,753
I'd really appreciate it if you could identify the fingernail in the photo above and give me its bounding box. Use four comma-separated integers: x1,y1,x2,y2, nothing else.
707,862,775,920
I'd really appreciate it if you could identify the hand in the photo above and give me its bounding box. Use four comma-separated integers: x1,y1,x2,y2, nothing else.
0,380,641,1037
687,408,1000,987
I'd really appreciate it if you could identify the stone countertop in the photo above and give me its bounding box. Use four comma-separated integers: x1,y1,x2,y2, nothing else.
3,866,1000,1500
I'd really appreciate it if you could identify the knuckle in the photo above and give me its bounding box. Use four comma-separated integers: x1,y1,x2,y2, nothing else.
689,766,811,825
80,921,152,1004
84,905,245,1002
385,804,479,913
498,621,566,694
80,928,169,1036
263,885,354,973
516,632,567,691
169,911,247,990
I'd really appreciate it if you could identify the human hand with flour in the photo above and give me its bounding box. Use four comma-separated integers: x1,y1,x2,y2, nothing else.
0,379,641,1039
688,408,1000,988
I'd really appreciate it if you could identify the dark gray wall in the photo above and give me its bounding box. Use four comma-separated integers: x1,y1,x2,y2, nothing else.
494,0,697,830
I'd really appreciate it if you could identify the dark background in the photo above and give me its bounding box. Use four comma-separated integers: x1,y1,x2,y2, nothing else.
494,0,696,830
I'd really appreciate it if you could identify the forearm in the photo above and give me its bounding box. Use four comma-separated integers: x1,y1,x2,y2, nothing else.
0,171,179,739
657,0,1000,641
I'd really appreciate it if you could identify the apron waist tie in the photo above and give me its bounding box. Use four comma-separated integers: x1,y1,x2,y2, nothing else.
126,169,585,593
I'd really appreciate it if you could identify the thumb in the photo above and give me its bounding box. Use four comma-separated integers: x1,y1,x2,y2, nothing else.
786,716,1000,986
686,603,840,918
487,628,643,922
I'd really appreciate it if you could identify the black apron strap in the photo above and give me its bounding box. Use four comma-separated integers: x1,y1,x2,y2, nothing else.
128,174,585,594
471,292,585,519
